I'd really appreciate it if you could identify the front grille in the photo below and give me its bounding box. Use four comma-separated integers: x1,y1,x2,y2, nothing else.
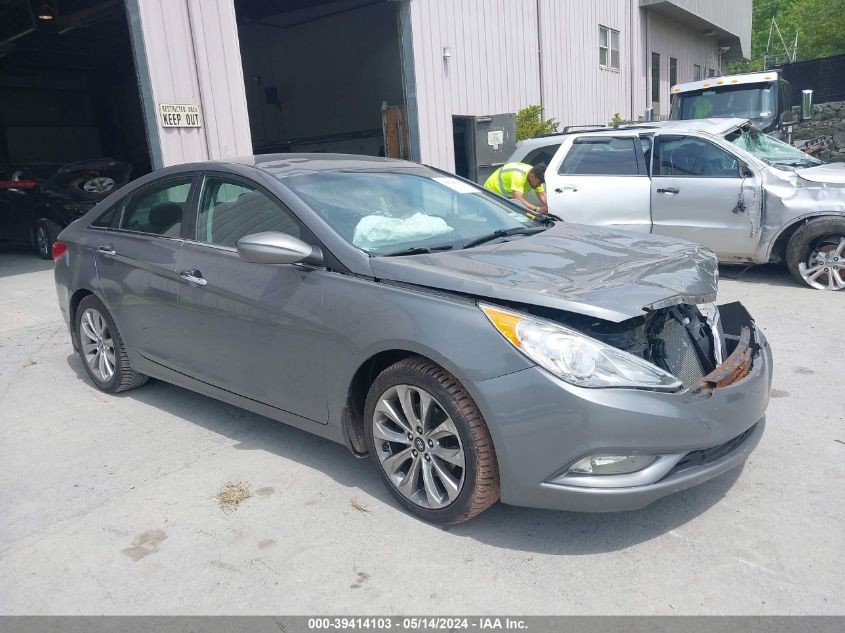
657,316,706,386
670,424,757,474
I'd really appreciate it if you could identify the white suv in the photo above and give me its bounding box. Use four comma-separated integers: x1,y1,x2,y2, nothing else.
507,118,845,291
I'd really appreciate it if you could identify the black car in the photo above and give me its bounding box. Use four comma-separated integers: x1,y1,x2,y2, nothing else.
0,158,130,258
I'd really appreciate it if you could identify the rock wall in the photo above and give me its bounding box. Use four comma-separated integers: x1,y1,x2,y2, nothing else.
792,101,845,162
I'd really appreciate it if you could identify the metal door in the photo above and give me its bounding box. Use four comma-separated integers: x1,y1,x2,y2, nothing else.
650,134,762,258
466,114,516,184
545,135,652,232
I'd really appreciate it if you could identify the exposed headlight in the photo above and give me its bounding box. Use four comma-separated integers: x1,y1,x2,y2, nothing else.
480,303,682,391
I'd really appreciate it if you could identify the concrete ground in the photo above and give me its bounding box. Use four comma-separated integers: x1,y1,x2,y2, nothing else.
0,242,842,615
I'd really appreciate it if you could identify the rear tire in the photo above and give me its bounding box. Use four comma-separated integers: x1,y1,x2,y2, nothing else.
786,217,845,291
34,219,61,260
363,356,499,524
74,295,148,393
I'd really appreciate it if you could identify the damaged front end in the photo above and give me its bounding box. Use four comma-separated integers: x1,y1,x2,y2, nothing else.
520,299,760,395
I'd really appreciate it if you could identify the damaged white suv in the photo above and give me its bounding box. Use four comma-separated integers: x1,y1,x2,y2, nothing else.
509,118,845,290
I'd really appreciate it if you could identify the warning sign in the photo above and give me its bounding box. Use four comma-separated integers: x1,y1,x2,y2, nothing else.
158,103,202,128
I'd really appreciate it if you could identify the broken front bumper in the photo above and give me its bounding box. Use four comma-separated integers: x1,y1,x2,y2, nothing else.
467,303,773,513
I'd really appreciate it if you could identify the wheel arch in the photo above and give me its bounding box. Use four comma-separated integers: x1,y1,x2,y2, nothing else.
767,212,845,262
342,349,420,456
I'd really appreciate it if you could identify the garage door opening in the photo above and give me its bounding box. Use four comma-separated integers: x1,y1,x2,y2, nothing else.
0,0,151,178
235,0,412,158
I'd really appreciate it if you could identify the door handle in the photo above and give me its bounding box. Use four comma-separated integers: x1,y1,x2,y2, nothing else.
97,245,116,256
179,270,208,286
554,186,578,193
657,187,680,194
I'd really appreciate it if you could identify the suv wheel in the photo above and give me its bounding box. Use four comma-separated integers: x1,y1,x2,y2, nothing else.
786,217,845,291
75,295,148,393
363,356,499,524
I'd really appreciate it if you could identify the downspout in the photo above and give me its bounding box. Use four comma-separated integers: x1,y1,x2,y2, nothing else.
629,0,634,121
536,0,544,111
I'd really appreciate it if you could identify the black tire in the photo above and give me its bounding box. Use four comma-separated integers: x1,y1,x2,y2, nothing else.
785,217,845,290
363,356,499,524
74,294,148,393
34,219,61,260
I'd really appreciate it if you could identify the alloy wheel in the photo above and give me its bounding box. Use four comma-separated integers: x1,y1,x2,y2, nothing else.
372,384,466,509
798,235,845,291
79,308,116,382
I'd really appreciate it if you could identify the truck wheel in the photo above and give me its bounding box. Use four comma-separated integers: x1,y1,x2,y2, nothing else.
363,356,500,524
34,219,61,260
786,217,845,291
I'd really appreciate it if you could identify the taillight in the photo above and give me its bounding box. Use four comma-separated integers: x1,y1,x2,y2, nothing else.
52,241,68,262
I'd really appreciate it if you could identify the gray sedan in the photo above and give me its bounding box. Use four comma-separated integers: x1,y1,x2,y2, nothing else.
53,154,772,524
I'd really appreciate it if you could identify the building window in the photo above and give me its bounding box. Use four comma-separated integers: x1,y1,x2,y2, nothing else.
669,57,678,87
694,64,702,81
651,52,661,105
599,25,620,71
707,68,716,78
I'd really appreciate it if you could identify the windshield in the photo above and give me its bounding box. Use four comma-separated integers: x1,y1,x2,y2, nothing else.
285,170,545,256
728,129,823,168
673,83,776,121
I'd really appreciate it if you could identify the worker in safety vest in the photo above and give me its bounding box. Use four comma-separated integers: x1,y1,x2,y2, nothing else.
483,162,548,214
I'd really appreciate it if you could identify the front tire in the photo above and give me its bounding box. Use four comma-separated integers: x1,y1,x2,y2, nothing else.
74,295,148,393
363,356,499,524
34,219,61,260
786,218,845,291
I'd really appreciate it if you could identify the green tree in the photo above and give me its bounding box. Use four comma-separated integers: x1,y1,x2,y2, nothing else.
515,105,559,141
731,0,845,72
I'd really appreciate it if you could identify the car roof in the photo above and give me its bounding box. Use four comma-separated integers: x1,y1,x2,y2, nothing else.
518,118,748,146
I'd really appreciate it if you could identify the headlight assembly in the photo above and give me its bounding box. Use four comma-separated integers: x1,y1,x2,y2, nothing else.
480,303,682,391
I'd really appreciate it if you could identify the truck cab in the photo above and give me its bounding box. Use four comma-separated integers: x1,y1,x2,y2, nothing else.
670,72,793,139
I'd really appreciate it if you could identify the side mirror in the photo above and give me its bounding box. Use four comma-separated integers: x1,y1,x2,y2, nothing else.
236,232,324,267
801,90,814,122
739,163,754,179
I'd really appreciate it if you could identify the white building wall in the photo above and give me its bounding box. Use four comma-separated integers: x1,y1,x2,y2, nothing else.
539,0,635,129
408,0,541,171
127,0,252,168
408,0,742,171
641,10,720,117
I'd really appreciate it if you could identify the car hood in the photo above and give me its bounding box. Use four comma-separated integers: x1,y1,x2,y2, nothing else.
796,163,845,184
370,223,719,323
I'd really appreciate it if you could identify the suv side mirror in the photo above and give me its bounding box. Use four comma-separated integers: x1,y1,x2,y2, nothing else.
236,232,324,267
739,163,754,179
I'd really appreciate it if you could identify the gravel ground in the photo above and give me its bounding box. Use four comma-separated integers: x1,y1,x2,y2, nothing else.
0,243,842,615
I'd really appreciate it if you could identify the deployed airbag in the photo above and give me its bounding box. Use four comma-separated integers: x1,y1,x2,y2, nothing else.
353,213,453,250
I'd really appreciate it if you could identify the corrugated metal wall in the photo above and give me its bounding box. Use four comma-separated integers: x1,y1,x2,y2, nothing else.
127,0,252,168
539,0,634,129
643,11,719,116
409,0,541,171
409,0,732,170
646,0,752,58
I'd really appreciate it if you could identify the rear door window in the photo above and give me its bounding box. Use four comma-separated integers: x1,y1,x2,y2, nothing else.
120,177,193,236
560,137,641,175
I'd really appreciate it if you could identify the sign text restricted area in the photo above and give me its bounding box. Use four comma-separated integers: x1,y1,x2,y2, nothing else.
159,103,203,128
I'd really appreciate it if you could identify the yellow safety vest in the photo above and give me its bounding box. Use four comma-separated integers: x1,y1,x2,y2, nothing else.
483,163,544,198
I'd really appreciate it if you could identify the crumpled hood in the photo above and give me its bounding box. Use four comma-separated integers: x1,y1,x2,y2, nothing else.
370,223,719,323
796,163,845,184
